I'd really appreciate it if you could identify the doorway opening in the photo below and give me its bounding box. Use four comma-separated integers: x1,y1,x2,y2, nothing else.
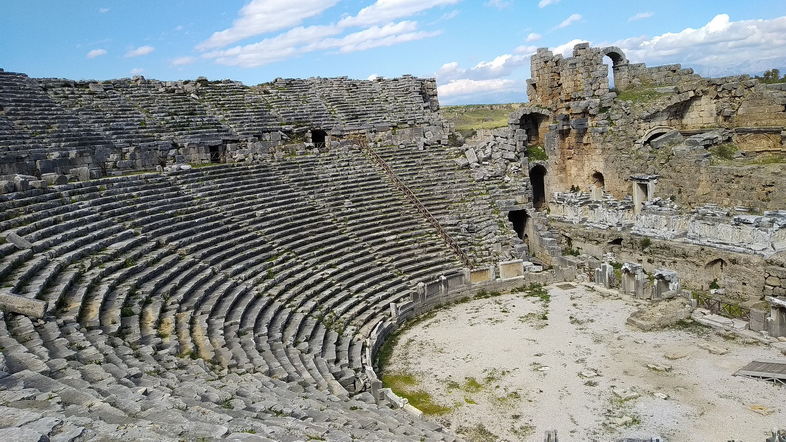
508,209,530,240
311,130,327,148
530,164,547,210
209,145,222,163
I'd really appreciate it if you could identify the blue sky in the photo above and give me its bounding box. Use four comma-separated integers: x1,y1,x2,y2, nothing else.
2,0,786,104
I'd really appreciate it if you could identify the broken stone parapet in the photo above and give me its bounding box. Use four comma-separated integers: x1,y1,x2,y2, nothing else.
594,262,616,289
548,194,786,257
498,259,524,279
620,262,648,298
0,290,48,318
651,269,680,300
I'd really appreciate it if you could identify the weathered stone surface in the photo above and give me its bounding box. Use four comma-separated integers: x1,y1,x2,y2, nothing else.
626,298,693,331
0,291,47,318
5,231,33,249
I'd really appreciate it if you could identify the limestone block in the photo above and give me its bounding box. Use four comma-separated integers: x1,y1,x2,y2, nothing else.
464,148,478,164
5,232,32,250
469,267,493,283
0,180,14,193
41,173,68,185
0,291,48,318
71,166,90,182
498,260,524,279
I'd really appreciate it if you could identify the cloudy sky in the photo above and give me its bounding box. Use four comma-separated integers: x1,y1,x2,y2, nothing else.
3,1,786,104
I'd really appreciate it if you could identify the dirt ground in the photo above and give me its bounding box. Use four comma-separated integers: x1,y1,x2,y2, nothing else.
383,283,785,441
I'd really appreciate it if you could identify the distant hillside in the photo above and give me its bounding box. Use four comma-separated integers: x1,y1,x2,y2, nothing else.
440,103,522,136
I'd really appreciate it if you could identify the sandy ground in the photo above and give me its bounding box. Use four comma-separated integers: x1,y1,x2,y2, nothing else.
384,283,786,442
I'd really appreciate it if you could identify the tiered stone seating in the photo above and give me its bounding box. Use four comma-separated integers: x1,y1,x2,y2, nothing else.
109,79,235,144
198,81,284,138
372,143,508,264
0,157,462,440
37,79,161,149
255,76,439,130
0,71,114,156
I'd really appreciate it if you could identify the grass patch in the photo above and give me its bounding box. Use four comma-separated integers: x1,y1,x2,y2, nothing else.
518,283,550,303
441,104,517,132
616,86,666,103
709,143,738,160
457,423,498,442
381,373,452,415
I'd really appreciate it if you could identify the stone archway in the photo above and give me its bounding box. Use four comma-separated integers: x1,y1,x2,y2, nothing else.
704,258,727,289
640,126,678,149
601,46,629,89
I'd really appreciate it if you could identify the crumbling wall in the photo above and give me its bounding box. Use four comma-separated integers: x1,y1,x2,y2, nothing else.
551,219,769,302
522,43,786,210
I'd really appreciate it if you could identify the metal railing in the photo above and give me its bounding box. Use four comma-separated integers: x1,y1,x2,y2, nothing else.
693,292,751,321
351,135,473,268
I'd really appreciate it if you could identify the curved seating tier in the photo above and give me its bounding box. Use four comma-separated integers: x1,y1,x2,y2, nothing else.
0,148,464,440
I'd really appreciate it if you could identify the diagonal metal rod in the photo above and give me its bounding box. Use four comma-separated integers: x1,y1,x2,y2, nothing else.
353,136,473,268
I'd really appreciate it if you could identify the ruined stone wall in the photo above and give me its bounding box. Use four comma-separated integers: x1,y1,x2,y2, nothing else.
765,253,786,298
551,219,770,303
518,44,786,210
621,63,703,89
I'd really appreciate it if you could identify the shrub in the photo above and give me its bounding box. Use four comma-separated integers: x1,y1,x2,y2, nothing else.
639,237,652,249
526,145,548,161
709,143,738,160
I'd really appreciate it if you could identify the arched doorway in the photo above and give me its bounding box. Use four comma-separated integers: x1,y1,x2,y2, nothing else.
704,258,726,289
530,165,547,210
592,171,605,189
602,47,627,90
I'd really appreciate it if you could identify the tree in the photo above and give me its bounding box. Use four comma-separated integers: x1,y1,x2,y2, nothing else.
755,68,786,83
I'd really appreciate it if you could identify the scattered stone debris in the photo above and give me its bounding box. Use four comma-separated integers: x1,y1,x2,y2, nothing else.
697,342,728,355
626,298,694,331
645,363,673,372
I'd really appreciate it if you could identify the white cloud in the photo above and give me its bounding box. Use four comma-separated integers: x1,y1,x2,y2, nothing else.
436,52,529,84
338,0,459,28
368,74,380,80
197,0,339,50
203,20,440,67
199,0,451,67
203,25,341,67
614,14,786,74
318,21,440,53
514,45,538,54
550,39,589,57
485,0,512,9
86,49,107,59
440,10,460,21
628,12,654,22
556,13,582,29
130,68,144,75
171,56,197,66
526,32,542,42
98,8,110,13
438,78,519,99
538,0,559,8
125,45,155,57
